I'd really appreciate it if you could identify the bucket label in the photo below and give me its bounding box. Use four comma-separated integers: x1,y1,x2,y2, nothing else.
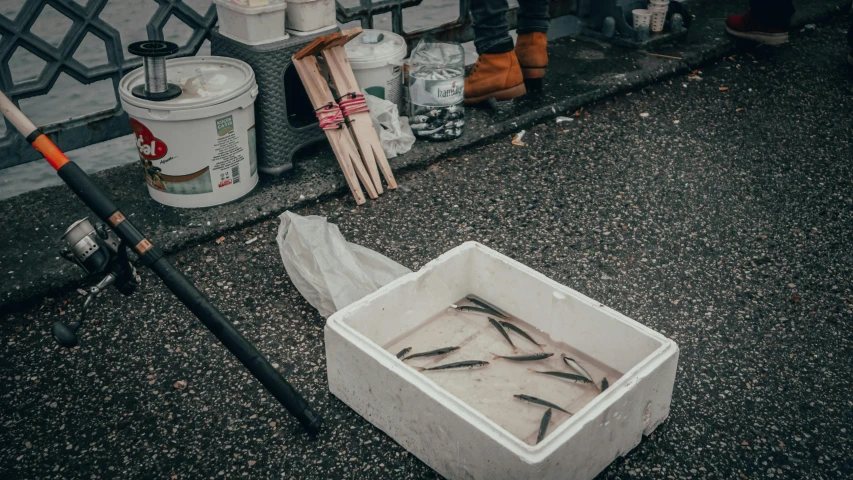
216,115,234,136
410,77,464,107
129,110,257,204
131,119,168,160
211,114,246,190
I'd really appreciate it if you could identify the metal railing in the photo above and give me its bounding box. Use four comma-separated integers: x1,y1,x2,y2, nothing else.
1,0,578,170
0,0,216,169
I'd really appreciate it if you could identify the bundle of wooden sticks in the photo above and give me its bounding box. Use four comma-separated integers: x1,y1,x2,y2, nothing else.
292,28,398,205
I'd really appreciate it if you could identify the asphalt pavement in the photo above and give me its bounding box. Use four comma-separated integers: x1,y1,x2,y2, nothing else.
2,16,853,480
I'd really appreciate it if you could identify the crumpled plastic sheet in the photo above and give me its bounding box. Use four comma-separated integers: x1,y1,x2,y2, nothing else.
364,93,415,158
276,211,411,318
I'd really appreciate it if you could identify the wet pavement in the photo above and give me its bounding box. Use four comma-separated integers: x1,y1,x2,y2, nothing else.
2,15,853,480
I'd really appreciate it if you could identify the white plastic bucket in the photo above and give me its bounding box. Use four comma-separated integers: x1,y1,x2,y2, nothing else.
214,0,288,45
344,30,407,108
285,0,335,33
119,57,259,208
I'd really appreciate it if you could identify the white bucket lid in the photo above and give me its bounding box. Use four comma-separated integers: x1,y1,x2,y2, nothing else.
344,29,408,70
119,56,256,111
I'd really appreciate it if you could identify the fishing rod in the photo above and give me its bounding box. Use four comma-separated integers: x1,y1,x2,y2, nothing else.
0,90,322,437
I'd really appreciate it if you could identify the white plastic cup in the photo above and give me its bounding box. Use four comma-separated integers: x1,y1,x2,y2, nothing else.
650,11,666,32
646,1,668,33
633,9,652,29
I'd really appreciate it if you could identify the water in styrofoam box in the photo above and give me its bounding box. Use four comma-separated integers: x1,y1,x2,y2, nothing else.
383,295,623,445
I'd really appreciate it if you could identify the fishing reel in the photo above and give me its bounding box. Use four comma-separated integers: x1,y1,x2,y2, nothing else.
53,218,140,347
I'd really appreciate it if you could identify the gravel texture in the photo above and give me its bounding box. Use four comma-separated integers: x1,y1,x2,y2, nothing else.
2,14,853,480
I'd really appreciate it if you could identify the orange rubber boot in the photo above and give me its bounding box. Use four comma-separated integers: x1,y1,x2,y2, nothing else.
514,32,548,88
464,51,526,105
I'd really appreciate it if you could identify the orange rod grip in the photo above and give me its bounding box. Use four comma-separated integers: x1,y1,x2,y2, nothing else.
31,134,69,170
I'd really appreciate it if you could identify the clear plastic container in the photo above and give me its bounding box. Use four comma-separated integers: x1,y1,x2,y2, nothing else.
407,37,465,141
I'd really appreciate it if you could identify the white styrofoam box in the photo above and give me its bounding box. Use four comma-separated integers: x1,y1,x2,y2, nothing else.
285,0,335,33
326,242,679,480
214,0,288,46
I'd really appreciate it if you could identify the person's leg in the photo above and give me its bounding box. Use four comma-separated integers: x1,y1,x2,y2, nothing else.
749,0,795,30
471,0,514,54
515,0,550,85
516,0,550,35
725,0,794,45
465,0,526,104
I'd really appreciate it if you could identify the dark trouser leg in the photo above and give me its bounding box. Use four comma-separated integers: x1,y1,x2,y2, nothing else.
471,0,514,54
517,0,551,35
749,0,795,30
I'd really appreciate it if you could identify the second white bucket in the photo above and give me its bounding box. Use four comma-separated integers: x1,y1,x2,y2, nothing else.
344,29,408,109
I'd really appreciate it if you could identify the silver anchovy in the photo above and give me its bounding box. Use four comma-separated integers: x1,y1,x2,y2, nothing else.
537,408,552,444
499,321,544,348
419,126,445,135
416,360,489,371
561,354,594,382
488,317,516,352
514,394,571,414
403,346,460,361
455,305,506,318
492,352,553,362
396,347,412,359
529,370,593,384
466,297,508,318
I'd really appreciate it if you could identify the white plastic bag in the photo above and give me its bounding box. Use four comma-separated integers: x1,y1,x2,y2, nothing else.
364,93,416,158
276,211,411,318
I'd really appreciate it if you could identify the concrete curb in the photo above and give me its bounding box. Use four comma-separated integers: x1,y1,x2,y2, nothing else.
1,0,849,312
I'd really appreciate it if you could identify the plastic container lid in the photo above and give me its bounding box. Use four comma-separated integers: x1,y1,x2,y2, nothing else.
344,29,408,70
119,56,256,111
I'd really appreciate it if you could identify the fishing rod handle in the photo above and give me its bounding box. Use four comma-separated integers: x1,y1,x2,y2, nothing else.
56,162,322,436
0,90,37,137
